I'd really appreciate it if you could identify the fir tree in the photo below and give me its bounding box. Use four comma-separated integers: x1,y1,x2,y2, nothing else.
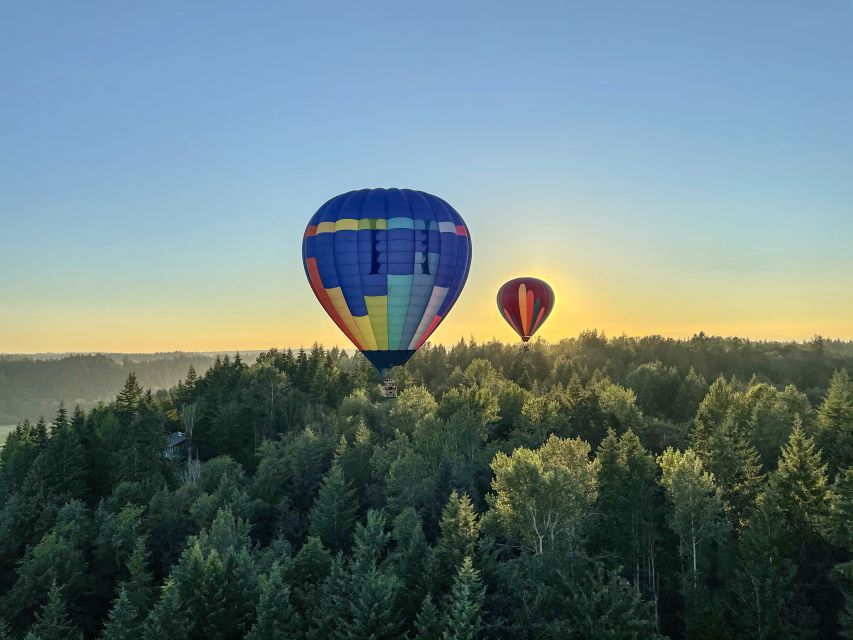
694,413,763,525
51,403,70,436
121,537,154,620
441,556,484,640
102,588,140,640
246,563,301,640
391,508,435,620
658,447,726,635
116,373,144,427
595,429,660,618
30,581,82,640
339,510,401,640
817,369,853,476
308,463,359,552
415,595,442,640
141,579,187,640
760,421,830,561
435,492,479,592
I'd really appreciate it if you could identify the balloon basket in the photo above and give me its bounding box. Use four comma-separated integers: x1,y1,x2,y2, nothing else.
520,343,530,352
380,380,398,399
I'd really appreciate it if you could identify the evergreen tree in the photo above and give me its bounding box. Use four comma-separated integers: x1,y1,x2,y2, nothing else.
30,582,82,640
391,508,435,620
691,376,741,451
116,373,144,428
102,588,140,640
658,447,726,636
141,579,187,640
817,369,853,476
435,491,479,592
337,510,401,640
246,563,301,640
51,403,70,435
308,463,358,551
760,422,830,561
837,561,853,639
441,556,484,640
729,501,805,640
595,429,660,618
415,595,441,640
121,537,154,620
757,422,832,636
694,413,763,526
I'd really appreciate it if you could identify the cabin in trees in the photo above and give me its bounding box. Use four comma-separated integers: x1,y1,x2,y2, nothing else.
165,431,187,460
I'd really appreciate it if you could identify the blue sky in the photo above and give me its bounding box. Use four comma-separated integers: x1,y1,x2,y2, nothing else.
2,1,852,352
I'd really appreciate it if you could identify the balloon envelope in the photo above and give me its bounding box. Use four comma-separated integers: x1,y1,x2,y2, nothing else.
497,277,555,342
303,188,472,373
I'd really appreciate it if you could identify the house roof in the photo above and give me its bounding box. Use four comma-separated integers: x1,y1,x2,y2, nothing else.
167,431,187,447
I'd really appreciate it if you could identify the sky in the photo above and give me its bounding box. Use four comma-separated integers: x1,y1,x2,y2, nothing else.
1,1,852,353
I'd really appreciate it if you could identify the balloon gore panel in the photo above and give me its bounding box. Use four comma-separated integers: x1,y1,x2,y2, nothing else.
303,188,472,372
497,277,555,342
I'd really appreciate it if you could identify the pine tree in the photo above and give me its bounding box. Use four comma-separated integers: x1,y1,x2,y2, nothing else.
30,581,82,640
441,556,484,640
760,421,830,561
308,463,359,552
837,561,853,639
0,620,12,640
658,447,726,634
817,369,853,476
116,373,144,427
595,429,661,620
829,468,853,639
102,588,140,640
141,579,187,640
284,536,333,616
338,510,401,640
694,413,763,525
415,595,441,640
121,537,154,620
391,508,435,620
51,403,70,436
246,563,301,640
691,376,741,451
729,501,803,640
435,492,479,592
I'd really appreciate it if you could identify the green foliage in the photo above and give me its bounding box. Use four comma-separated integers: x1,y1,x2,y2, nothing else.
818,369,853,476
141,579,187,640
595,429,661,609
30,581,82,640
3,339,853,639
692,413,763,525
102,588,141,640
309,463,359,551
658,447,726,635
246,563,301,640
489,435,598,554
441,556,484,640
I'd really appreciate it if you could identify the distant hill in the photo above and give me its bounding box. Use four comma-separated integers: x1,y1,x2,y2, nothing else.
0,352,260,424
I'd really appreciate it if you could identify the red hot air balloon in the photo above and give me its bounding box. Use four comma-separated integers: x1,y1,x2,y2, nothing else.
497,277,555,344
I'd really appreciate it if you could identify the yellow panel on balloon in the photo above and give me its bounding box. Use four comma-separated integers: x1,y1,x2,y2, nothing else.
364,296,389,350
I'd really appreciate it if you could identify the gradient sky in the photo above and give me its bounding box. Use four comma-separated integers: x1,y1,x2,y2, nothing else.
2,1,852,353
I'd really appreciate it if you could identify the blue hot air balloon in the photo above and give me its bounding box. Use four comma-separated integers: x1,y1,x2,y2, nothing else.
302,188,472,375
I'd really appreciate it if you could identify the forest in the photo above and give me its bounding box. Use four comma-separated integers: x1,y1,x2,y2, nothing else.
0,354,224,425
1,331,852,639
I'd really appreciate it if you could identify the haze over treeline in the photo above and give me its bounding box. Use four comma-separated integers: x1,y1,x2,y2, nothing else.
0,353,262,425
1,331,853,638
3,334,853,425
